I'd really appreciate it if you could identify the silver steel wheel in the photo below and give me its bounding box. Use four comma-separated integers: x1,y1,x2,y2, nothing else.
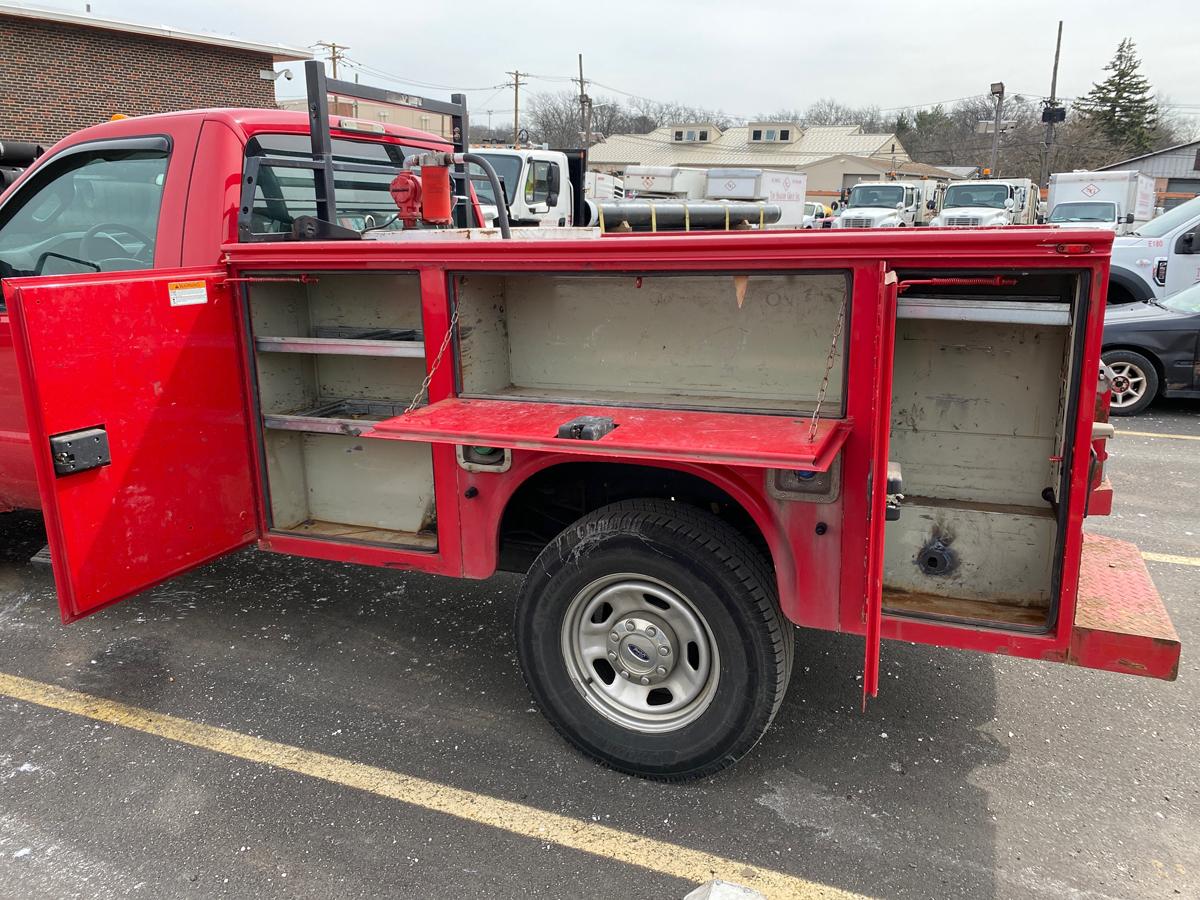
1109,360,1148,409
560,573,720,733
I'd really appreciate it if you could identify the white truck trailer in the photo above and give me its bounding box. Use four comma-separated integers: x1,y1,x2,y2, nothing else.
834,179,941,228
930,178,1038,227
1047,170,1156,234
705,168,808,228
623,165,708,199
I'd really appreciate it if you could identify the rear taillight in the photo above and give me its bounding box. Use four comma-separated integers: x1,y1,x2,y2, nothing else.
1153,258,1168,286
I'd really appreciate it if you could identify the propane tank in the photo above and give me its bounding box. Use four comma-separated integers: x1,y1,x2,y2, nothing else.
420,165,452,225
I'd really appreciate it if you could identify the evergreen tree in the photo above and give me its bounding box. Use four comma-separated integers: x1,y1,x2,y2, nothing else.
1076,39,1161,155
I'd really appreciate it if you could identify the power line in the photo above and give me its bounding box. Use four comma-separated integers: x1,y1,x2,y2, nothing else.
339,57,505,93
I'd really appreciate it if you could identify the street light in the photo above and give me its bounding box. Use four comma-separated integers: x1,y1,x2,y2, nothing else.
989,82,1006,174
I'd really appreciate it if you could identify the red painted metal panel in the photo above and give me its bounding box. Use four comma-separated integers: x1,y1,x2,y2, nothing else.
1068,533,1179,680
862,269,899,706
7,268,258,622
368,398,852,470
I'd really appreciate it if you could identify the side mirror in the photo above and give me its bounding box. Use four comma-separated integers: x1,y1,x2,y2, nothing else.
1004,198,1015,209
1037,215,1045,224
546,165,561,205
1125,213,1135,225
896,201,905,211
546,191,559,207
926,200,936,210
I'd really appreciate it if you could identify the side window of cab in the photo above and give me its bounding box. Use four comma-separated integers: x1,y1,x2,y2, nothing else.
0,138,169,284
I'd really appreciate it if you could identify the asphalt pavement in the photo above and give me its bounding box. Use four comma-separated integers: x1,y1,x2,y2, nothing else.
0,402,1195,899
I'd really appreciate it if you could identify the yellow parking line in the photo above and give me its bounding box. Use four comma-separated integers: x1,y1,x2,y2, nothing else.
0,670,861,900
1116,429,1200,442
1142,551,1200,567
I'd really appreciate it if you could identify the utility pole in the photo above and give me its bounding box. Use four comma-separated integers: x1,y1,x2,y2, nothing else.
989,81,1005,176
575,54,593,147
1039,21,1064,187
313,41,348,78
506,70,526,146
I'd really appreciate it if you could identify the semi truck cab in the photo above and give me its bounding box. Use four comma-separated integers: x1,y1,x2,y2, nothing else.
835,179,940,228
931,178,1038,227
470,148,573,227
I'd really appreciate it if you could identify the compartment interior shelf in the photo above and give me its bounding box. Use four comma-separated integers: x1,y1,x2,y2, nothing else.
255,327,425,358
368,398,852,470
263,399,412,434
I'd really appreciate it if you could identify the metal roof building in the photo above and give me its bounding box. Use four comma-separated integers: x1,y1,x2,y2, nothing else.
1099,139,1200,209
587,121,913,193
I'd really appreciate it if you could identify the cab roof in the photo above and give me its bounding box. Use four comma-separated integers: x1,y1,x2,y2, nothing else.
43,107,452,156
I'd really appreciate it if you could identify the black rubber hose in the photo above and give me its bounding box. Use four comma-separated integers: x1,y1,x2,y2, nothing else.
460,153,512,239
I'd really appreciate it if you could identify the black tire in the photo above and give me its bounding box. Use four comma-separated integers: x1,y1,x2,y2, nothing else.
1105,349,1159,416
515,498,792,780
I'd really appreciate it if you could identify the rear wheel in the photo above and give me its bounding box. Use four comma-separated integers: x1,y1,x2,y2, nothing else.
515,499,792,780
1105,350,1158,416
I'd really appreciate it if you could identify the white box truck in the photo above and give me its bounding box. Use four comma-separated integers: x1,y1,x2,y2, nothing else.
705,168,808,228
930,178,1039,227
834,179,941,228
1047,170,1156,234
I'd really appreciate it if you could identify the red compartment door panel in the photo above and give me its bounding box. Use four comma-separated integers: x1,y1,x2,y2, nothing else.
6,269,257,622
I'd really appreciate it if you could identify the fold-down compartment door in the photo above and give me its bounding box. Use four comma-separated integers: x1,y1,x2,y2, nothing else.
5,268,257,622
368,399,852,470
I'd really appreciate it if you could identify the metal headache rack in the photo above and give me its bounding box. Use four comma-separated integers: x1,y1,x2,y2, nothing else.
238,59,473,241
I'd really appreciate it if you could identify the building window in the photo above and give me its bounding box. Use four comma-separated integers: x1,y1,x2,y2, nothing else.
674,130,684,141
751,129,763,141
765,129,777,141
779,129,790,141
1194,147,1200,170
698,130,709,141
686,130,697,141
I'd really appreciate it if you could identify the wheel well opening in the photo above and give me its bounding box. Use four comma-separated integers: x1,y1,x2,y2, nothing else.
1105,282,1135,305
497,462,771,573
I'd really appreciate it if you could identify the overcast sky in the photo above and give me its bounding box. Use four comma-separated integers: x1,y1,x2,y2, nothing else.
44,0,1200,125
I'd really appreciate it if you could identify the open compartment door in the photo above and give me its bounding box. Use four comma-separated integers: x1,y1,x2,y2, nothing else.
863,270,899,706
368,399,852,471
5,268,258,621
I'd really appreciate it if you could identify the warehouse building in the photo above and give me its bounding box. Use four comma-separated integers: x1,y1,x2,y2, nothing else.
0,3,308,146
587,120,958,198
1099,139,1200,210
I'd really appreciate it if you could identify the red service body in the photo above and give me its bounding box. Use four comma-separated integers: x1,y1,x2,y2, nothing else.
0,104,1180,779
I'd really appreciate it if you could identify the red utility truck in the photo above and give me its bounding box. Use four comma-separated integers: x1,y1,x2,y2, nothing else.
0,66,1180,780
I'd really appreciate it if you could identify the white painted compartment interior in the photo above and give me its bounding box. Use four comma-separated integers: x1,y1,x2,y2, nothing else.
455,272,849,413
883,296,1076,625
248,275,437,547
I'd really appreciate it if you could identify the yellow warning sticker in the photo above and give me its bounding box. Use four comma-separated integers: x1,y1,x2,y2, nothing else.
167,280,208,307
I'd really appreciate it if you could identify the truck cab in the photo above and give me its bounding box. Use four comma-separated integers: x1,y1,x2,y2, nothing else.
835,179,940,228
0,107,459,513
931,179,1038,227
1108,194,1200,303
470,148,573,227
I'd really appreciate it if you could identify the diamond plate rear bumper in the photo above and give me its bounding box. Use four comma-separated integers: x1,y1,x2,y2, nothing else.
1068,533,1180,680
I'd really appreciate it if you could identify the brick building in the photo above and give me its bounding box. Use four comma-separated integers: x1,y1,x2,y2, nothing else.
0,3,308,146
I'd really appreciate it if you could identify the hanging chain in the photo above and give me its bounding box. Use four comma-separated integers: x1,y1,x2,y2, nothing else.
405,303,461,414
808,295,847,441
